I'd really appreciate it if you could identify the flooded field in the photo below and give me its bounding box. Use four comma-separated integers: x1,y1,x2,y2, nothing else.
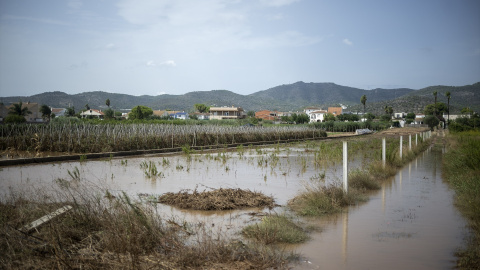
0,137,467,269
294,147,467,269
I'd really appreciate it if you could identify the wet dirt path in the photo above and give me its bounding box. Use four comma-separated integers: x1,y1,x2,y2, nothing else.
293,145,467,269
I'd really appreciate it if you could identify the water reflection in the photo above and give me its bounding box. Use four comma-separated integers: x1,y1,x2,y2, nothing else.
294,146,467,269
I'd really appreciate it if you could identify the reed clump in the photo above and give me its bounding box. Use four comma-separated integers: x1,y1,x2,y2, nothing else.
242,214,309,244
288,184,365,216
158,187,276,210
348,169,381,190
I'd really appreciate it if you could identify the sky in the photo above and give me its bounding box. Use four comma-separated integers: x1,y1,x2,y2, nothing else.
0,0,479,97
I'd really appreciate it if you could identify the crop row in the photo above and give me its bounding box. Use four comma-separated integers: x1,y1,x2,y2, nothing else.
0,123,327,153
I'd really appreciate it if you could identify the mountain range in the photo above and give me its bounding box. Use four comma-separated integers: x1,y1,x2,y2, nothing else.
1,81,479,115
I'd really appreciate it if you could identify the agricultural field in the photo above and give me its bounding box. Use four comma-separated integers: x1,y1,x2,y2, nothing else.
0,123,326,157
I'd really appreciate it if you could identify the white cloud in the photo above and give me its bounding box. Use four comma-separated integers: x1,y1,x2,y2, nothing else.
146,60,176,67
343,38,353,46
105,43,116,50
260,0,301,7
146,60,157,67
160,60,176,67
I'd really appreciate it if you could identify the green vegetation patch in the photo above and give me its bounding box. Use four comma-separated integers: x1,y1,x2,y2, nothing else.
243,214,309,244
442,131,480,268
288,185,365,216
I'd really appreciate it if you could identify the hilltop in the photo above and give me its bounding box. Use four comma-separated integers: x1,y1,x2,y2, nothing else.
1,82,479,114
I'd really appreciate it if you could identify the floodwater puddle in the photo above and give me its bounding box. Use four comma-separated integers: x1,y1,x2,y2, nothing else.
292,147,467,270
0,142,467,269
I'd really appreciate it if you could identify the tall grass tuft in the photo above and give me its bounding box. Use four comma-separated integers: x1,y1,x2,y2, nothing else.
288,184,364,216
242,214,308,244
348,169,381,190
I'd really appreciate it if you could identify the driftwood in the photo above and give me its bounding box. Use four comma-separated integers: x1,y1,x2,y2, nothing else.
20,205,73,233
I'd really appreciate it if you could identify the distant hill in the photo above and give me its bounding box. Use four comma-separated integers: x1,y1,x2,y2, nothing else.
1,82,479,115
348,82,480,115
248,81,414,110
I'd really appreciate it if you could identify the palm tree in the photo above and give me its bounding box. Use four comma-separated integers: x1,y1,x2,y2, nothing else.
39,104,52,121
445,91,451,128
85,104,90,110
106,99,110,108
8,101,32,116
360,95,367,115
433,91,438,117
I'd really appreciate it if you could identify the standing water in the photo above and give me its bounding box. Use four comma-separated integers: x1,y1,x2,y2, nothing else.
294,146,467,269
0,141,467,269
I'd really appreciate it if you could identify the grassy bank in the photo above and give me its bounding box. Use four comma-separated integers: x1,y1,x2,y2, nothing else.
289,132,431,216
442,131,480,269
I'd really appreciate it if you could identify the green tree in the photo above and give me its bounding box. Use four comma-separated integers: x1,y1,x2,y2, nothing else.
424,115,439,131
4,115,26,123
360,95,367,115
85,104,90,111
106,99,110,108
384,106,393,116
291,113,298,123
281,115,291,122
445,91,451,127
104,108,114,119
364,113,375,121
433,91,438,116
380,114,391,122
39,104,52,120
247,110,255,117
129,105,153,120
65,107,75,117
8,101,32,117
194,103,209,113
295,113,310,124
324,112,336,122
405,112,416,124
461,107,473,115
424,103,447,116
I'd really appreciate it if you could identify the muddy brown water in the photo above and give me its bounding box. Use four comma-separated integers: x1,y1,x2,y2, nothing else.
0,143,467,269
293,147,467,269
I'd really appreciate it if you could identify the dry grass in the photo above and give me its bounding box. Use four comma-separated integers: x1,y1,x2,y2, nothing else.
0,184,289,269
158,187,277,210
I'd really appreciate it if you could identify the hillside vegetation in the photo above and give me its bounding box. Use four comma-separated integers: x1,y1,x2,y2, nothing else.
1,82,479,114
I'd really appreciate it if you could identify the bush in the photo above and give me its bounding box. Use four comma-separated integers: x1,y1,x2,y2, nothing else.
4,115,26,123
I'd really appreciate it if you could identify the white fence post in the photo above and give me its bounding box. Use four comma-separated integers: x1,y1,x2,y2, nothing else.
382,137,386,167
400,136,403,159
415,133,418,146
409,134,412,151
343,141,348,193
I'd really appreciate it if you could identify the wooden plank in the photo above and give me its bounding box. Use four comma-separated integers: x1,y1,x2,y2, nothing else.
21,205,73,233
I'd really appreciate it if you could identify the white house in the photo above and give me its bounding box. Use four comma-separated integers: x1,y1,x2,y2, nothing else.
191,112,210,120
80,109,104,119
309,110,328,123
171,112,189,120
209,106,246,120
304,107,322,115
